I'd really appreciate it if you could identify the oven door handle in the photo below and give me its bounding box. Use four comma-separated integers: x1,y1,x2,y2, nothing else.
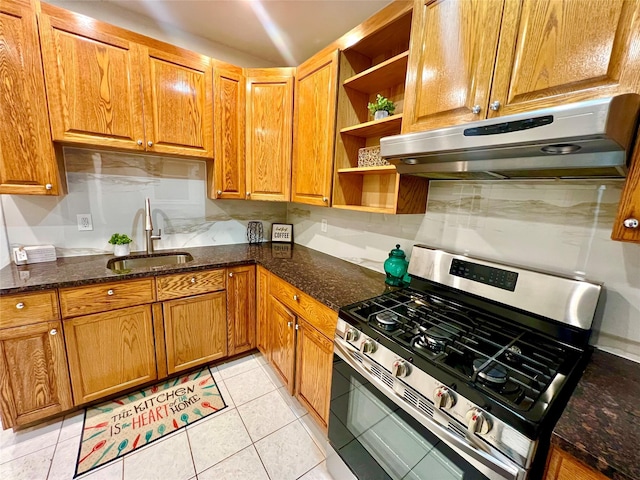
334,339,524,480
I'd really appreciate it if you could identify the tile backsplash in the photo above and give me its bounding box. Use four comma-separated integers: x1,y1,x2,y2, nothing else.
289,180,640,362
1,148,286,258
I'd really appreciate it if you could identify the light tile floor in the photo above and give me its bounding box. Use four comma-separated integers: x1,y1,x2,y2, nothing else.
0,352,336,480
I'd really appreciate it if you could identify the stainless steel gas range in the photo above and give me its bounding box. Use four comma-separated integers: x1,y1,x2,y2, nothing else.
327,245,601,480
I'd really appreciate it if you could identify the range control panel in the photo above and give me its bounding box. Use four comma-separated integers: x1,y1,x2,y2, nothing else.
450,259,518,291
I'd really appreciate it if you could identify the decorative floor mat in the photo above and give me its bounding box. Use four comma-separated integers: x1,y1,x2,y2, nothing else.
75,367,226,477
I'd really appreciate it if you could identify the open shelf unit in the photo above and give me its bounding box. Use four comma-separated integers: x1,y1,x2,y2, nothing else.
332,8,428,214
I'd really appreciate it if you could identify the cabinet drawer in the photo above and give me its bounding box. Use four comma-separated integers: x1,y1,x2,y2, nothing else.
156,269,225,301
269,274,337,339
0,290,59,328
59,279,156,318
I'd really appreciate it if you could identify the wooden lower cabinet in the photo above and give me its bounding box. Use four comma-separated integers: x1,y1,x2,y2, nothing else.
64,305,157,405
544,446,609,480
295,317,333,429
227,265,256,355
163,292,227,375
0,320,73,428
256,266,270,354
269,295,296,392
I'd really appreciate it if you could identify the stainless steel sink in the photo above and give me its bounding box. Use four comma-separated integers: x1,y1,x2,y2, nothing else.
107,252,194,272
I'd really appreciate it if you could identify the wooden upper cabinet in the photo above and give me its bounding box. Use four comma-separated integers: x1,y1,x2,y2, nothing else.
141,46,213,158
212,62,246,199
291,50,339,206
402,0,504,133
245,68,295,202
612,132,640,243
39,7,146,151
489,0,640,117
0,0,62,195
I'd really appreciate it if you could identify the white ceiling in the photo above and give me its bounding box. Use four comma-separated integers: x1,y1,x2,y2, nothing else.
52,0,393,66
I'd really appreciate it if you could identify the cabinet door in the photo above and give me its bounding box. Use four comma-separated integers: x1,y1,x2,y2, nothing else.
0,321,72,428
245,68,294,202
163,292,227,375
38,8,146,151
0,0,61,195
612,133,640,243
544,446,609,480
294,318,333,429
64,305,156,405
141,46,213,158
291,50,339,206
269,295,296,393
402,0,503,132
212,63,246,199
489,0,640,117
226,265,256,356
256,266,270,355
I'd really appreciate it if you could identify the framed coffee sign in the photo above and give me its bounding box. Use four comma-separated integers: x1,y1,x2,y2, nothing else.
271,223,293,243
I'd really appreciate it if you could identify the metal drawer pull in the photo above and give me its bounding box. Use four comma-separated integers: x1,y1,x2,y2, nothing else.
287,321,292,328
107,289,114,296
191,277,196,283
229,272,234,277
50,329,57,336
293,294,299,301
16,302,25,309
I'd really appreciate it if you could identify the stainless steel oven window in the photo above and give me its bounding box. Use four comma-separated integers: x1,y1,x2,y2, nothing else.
329,354,489,480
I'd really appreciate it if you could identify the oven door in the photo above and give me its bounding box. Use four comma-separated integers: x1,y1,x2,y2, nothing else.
329,343,526,480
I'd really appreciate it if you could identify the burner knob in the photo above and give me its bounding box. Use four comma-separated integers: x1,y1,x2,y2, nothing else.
360,339,377,354
345,328,360,342
433,387,455,409
391,359,410,378
466,408,492,435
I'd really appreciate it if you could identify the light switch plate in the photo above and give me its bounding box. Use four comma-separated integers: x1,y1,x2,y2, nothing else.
77,214,93,231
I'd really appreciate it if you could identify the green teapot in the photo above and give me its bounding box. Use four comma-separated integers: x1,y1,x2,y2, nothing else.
384,244,408,287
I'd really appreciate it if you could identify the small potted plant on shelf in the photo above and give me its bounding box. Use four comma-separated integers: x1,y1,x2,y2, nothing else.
368,94,396,120
108,233,133,257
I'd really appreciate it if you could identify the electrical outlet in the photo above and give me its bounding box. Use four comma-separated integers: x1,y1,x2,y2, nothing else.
321,219,328,233
77,214,93,231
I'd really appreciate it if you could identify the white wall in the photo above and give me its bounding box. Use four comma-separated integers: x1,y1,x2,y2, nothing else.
2,148,286,256
44,0,278,67
0,203,10,269
289,180,640,363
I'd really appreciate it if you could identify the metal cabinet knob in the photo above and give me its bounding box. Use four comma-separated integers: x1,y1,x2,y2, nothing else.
45,183,53,190
50,329,57,336
623,218,639,229
471,105,481,114
489,100,501,111
191,277,196,283
322,197,328,203
229,272,234,277
246,192,251,197
107,289,114,296
293,294,299,301
287,321,292,328
147,141,153,147
16,302,25,309
217,190,223,195
295,324,299,330
137,139,143,146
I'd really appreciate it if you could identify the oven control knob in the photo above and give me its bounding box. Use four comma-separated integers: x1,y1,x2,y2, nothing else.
466,408,492,435
391,359,410,378
433,387,455,409
360,339,377,354
345,328,360,342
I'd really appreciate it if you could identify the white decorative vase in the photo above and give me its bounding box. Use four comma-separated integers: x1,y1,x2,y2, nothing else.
114,244,131,257
374,110,389,120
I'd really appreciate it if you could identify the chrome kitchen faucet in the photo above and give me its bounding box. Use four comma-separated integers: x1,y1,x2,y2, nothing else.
144,197,162,254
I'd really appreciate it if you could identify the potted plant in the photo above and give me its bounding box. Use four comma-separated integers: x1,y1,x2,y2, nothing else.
108,233,133,257
367,94,396,120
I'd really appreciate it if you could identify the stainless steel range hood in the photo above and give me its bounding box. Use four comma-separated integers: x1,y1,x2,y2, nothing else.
380,95,640,179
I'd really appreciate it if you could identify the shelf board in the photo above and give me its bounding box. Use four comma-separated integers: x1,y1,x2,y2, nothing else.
332,204,396,214
340,114,403,138
343,51,409,93
337,165,397,175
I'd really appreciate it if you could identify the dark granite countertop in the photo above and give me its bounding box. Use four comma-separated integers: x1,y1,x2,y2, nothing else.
0,243,387,311
552,349,640,480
